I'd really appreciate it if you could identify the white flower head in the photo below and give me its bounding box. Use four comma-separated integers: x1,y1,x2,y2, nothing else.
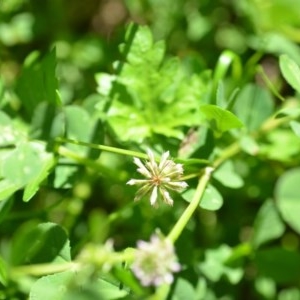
131,233,180,287
127,149,188,207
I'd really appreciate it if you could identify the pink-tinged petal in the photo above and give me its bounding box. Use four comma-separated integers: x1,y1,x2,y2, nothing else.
162,273,174,285
150,186,158,206
170,261,181,272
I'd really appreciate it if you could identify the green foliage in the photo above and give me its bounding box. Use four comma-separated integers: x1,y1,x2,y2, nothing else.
276,168,300,234
279,55,300,94
11,222,70,265
1,1,300,299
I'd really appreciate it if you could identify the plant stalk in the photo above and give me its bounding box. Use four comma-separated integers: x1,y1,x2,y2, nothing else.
167,167,214,243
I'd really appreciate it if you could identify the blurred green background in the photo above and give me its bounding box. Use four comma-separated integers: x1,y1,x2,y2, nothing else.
2,0,300,103
1,1,300,299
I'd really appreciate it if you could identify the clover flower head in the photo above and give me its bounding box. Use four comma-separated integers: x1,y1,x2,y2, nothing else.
131,233,180,287
127,149,188,207
78,239,115,272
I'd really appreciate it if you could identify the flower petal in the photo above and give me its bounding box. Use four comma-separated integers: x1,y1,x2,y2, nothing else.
134,184,153,201
146,149,158,174
159,151,170,169
127,179,150,185
150,186,158,206
133,157,152,178
160,188,173,206
166,181,188,191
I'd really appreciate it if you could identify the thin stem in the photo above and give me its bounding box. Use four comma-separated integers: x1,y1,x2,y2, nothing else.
167,167,214,243
56,137,147,159
212,142,240,169
11,262,79,277
57,146,112,174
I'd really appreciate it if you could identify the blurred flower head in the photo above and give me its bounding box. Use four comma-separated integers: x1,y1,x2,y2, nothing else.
131,233,180,287
127,149,188,206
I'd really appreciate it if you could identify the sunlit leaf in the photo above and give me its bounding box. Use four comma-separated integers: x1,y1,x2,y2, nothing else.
30,271,75,300
200,104,243,135
2,142,53,186
0,179,21,201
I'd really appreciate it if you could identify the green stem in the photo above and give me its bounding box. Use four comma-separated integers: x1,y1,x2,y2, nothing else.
56,137,147,159
167,167,214,243
11,262,79,277
212,142,240,169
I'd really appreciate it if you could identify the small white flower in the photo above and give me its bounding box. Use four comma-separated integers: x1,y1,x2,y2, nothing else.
131,233,180,287
127,149,188,206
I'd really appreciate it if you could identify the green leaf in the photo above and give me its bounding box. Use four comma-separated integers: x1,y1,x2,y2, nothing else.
172,278,196,300
234,84,274,131
30,101,57,140
0,198,13,224
255,247,300,283
0,179,21,201
95,278,129,299
249,33,300,66
278,288,300,300
254,277,276,299
0,111,27,146
23,149,55,202
11,222,71,265
1,141,54,201
106,101,151,143
121,25,165,67
15,49,58,119
260,130,300,162
30,271,75,300
201,185,223,211
182,185,223,211
252,200,285,248
290,120,300,137
213,160,244,188
275,168,300,233
274,107,300,119
200,104,243,135
279,54,300,94
0,256,7,286
103,26,207,142
63,105,104,157
239,135,260,155
199,244,243,284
